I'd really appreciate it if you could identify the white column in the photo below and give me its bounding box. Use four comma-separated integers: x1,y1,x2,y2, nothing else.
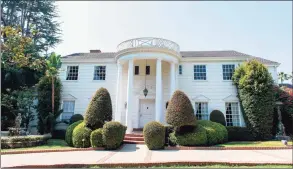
170,62,176,98
126,60,134,133
115,63,122,122
156,58,163,122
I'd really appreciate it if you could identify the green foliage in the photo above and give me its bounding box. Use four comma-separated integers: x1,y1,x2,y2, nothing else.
90,128,103,148
232,60,275,140
226,126,255,141
210,110,226,126
102,121,126,150
36,76,62,134
84,88,113,130
166,90,196,127
170,125,207,146
164,125,175,146
69,114,84,125
72,121,92,148
65,120,83,147
143,121,165,150
198,120,228,145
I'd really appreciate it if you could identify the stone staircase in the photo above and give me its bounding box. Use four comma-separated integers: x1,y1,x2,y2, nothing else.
123,133,145,144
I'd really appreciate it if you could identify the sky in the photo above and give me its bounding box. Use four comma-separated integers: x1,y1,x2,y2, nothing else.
54,1,292,81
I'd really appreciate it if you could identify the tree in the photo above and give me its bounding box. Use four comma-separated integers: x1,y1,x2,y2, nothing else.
278,72,290,84
232,60,275,140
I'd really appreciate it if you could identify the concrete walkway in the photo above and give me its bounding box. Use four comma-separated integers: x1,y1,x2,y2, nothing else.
1,144,292,168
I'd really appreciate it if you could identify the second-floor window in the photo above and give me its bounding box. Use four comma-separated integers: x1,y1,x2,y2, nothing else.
66,66,79,80
194,65,206,80
94,66,106,80
179,65,182,75
195,102,209,120
222,64,235,80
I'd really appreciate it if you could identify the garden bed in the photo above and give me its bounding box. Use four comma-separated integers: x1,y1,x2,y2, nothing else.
1,134,52,149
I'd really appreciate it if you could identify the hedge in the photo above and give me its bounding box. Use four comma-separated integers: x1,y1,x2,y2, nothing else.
170,125,207,146
70,114,84,125
1,134,52,149
102,121,127,150
210,110,226,126
72,121,92,148
226,126,255,141
166,90,196,127
164,125,175,146
90,128,103,148
65,120,83,147
84,88,113,130
143,121,165,150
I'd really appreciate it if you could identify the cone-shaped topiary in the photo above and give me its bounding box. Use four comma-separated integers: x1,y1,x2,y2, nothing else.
84,88,112,130
210,110,226,126
143,121,165,150
72,121,92,148
65,120,83,147
166,90,196,127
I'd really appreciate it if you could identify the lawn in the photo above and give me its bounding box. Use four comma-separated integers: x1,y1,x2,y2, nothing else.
215,141,293,147
88,165,292,168
1,139,73,152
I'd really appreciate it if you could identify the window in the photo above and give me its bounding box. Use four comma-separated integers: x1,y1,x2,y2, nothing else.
62,101,75,120
66,66,79,80
135,66,139,75
93,66,106,80
179,65,182,75
194,65,206,80
225,102,240,126
195,102,208,120
146,66,150,75
222,64,235,80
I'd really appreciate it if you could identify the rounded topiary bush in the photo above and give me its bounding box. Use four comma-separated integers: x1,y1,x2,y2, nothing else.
65,120,83,147
143,121,165,150
70,114,84,125
90,128,103,148
213,122,228,143
210,110,226,126
198,120,228,145
72,121,92,148
102,121,127,150
170,125,207,146
166,90,196,127
84,88,112,130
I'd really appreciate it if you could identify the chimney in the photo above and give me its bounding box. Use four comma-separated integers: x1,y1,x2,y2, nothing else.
90,49,101,53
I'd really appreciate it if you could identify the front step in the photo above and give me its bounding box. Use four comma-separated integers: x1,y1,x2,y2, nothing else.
124,136,144,141
123,140,145,144
124,133,145,144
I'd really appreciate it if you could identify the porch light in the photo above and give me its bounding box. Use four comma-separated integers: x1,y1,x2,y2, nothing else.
143,88,148,97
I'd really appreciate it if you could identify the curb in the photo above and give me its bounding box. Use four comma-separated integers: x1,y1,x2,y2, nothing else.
165,146,293,150
6,161,293,168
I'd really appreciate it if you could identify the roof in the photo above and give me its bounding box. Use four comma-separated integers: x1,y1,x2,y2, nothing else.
62,50,279,65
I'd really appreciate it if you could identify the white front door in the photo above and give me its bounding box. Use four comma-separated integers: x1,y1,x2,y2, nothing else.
139,99,155,128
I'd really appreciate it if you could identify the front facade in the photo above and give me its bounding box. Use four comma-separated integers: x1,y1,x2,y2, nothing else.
60,37,279,133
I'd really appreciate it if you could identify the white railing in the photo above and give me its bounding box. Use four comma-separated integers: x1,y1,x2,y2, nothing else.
117,37,180,55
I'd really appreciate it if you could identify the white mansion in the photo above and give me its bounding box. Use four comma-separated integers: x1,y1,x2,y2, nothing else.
60,37,279,133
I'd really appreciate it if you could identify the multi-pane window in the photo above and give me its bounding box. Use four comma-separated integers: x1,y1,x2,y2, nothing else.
66,66,79,80
222,65,235,80
146,66,150,75
62,101,75,121
194,65,206,80
179,65,182,75
195,102,209,120
93,66,106,80
135,66,139,75
225,102,240,126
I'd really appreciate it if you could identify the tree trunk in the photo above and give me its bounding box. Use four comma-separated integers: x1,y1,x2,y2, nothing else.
52,76,54,115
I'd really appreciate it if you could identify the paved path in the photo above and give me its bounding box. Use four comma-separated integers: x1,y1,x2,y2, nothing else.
1,144,292,167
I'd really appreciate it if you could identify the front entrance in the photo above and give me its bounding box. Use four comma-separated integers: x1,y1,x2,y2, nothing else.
139,99,155,128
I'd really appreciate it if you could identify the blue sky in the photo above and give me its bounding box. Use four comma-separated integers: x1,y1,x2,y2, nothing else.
54,1,292,80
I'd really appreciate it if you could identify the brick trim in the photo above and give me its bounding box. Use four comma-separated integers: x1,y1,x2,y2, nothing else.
7,161,293,168
165,146,293,150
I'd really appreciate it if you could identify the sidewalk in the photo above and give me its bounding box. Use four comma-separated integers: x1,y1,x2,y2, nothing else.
1,144,292,168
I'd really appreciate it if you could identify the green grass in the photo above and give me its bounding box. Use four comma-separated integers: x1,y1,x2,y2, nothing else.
215,141,293,147
88,165,292,168
1,139,73,152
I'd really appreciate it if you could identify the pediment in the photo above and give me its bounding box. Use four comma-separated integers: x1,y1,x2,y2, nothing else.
222,94,239,102
192,95,210,102
62,94,77,100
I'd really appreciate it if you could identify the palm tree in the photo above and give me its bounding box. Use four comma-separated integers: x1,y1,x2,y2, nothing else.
46,52,62,115
278,72,289,84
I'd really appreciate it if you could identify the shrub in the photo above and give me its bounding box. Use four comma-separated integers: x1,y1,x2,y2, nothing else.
143,121,165,150
232,60,275,140
65,120,83,147
170,125,207,146
72,121,92,148
1,134,52,149
214,122,228,143
166,90,196,127
90,128,103,148
70,114,84,125
226,126,255,141
84,88,113,130
210,110,226,126
197,120,218,145
164,125,175,146
102,121,126,150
